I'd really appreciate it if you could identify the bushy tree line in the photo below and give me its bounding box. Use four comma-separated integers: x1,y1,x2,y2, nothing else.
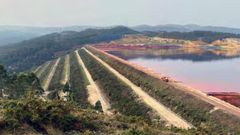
144,31,240,43
0,94,97,134
0,65,43,99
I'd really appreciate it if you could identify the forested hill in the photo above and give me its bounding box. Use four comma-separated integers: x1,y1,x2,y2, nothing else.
144,31,240,43
0,26,138,72
1,25,240,72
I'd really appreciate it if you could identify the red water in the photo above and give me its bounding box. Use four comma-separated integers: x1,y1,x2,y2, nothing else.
128,57,240,93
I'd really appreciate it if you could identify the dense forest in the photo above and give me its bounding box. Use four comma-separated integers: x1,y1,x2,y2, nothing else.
144,31,240,43
0,26,138,72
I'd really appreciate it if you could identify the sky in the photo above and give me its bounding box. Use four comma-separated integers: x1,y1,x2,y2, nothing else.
0,0,240,28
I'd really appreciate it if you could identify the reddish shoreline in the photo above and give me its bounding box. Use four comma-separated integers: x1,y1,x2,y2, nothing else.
94,44,180,51
208,92,240,107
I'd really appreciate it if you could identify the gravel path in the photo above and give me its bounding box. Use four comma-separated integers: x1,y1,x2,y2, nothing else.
75,50,112,115
60,55,70,85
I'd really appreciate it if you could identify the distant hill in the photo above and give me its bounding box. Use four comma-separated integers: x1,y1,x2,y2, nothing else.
0,26,95,46
132,24,240,34
143,31,240,43
2,24,240,46
0,26,138,72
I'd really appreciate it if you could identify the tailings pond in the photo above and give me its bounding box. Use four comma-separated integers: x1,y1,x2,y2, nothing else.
108,49,240,93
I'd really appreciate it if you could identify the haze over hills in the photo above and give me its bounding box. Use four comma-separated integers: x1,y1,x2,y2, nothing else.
2,24,240,46
132,24,240,33
0,25,94,46
1,25,240,73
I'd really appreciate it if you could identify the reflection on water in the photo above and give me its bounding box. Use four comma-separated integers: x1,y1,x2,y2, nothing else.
108,49,240,93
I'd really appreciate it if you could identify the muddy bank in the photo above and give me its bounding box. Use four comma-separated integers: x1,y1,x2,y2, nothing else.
208,92,240,107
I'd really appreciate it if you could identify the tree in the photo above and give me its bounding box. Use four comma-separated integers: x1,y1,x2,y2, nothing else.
94,101,103,112
63,82,70,92
0,65,8,89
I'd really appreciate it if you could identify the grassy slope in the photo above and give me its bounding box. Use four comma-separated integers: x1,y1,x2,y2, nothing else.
48,57,65,91
68,52,90,108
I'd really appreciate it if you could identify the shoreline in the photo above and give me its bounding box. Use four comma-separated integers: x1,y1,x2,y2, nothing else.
90,46,240,117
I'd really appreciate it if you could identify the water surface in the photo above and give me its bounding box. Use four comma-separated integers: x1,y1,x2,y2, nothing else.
109,49,240,93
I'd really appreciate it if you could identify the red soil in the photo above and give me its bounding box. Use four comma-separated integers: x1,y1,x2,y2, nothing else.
208,92,240,107
94,44,180,51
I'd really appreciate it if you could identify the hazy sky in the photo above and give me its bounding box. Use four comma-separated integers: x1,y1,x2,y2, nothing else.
0,0,240,27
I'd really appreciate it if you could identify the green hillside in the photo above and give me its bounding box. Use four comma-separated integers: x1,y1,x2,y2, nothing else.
0,26,138,72
144,31,240,43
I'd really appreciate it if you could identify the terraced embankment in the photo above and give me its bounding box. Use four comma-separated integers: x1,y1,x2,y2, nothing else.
48,57,65,92
89,46,240,117
83,48,192,129
34,65,42,74
87,46,240,134
42,58,60,92
79,49,154,122
38,61,55,86
35,61,50,78
75,50,111,114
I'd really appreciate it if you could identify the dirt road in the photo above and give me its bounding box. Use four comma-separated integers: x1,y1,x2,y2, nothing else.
42,58,60,91
84,48,193,129
75,50,112,115
90,46,240,118
60,55,70,85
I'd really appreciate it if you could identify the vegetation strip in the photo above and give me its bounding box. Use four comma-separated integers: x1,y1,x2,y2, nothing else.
42,58,60,92
75,50,111,115
60,55,70,85
48,57,65,92
34,65,42,74
83,48,193,129
68,52,89,108
38,61,55,88
35,62,50,78
88,46,240,134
